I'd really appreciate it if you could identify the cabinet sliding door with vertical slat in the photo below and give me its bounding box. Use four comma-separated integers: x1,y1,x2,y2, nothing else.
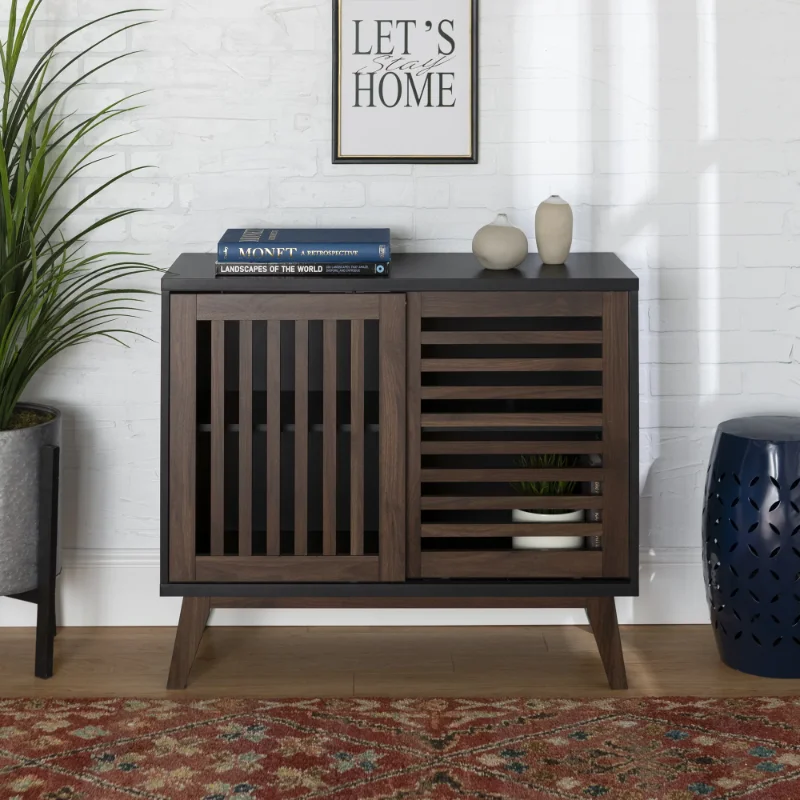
178,293,406,584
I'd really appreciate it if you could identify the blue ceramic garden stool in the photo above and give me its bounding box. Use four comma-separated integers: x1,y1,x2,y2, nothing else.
703,416,800,678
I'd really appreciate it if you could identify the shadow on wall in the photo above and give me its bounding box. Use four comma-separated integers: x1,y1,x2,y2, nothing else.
590,0,800,621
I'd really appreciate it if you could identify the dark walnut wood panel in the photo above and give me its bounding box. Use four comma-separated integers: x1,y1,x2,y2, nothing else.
238,320,253,557
420,440,606,455
420,386,604,400
421,551,604,579
420,412,603,428
601,292,630,579
196,556,380,583
322,319,337,557
378,295,408,582
420,330,604,345
168,294,197,582
210,320,225,557
196,293,381,320
420,358,603,373
294,321,309,555
421,524,603,538
209,597,589,609
419,291,603,318
421,496,605,511
406,292,423,579
420,469,604,482
350,319,365,557
266,319,281,557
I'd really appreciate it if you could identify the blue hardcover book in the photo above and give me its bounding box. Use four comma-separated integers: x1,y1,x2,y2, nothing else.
217,228,391,264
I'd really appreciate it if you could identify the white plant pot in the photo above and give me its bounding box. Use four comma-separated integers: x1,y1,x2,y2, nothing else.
512,508,585,551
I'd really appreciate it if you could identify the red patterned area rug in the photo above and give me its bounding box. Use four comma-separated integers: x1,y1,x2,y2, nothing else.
2,698,800,799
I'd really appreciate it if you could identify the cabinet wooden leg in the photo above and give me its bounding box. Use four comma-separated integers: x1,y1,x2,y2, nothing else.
586,597,628,690
167,597,211,690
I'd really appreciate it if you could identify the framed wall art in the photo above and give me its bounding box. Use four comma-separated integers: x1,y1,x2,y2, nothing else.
332,0,479,164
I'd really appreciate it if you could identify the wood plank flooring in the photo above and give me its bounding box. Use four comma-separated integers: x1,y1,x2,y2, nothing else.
2,625,800,698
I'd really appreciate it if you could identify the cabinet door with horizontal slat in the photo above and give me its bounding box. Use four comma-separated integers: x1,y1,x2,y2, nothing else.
407,291,630,582
168,293,406,584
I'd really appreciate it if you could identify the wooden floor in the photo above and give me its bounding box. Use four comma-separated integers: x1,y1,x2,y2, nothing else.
2,625,799,698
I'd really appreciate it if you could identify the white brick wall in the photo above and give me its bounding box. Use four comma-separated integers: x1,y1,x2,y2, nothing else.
3,0,800,626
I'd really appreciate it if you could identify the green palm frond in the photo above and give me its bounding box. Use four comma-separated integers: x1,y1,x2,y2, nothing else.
0,1,158,429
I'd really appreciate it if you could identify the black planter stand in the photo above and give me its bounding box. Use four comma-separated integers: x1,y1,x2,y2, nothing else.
5,445,61,679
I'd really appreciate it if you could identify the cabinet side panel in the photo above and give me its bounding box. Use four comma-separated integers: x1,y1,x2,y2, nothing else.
379,295,407,582
161,292,170,585
628,291,640,591
406,293,422,578
169,294,198,582
602,292,630,578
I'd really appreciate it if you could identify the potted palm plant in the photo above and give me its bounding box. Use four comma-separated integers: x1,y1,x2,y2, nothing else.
512,454,585,550
0,1,156,597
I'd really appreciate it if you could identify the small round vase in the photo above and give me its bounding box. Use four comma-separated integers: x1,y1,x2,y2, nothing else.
472,213,528,271
535,195,573,265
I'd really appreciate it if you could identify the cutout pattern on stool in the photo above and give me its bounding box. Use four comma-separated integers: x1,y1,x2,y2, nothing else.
703,430,800,678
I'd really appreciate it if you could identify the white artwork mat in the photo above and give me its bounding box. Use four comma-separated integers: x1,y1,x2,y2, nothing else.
336,0,476,160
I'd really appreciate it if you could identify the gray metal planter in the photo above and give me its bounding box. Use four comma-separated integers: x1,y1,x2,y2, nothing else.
0,403,61,596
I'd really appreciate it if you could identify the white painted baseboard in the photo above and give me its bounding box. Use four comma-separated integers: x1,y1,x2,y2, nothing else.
0,548,709,627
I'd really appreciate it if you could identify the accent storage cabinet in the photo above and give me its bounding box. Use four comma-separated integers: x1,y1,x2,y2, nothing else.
161,253,639,689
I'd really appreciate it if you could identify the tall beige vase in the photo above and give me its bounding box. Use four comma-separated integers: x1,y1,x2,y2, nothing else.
535,195,573,265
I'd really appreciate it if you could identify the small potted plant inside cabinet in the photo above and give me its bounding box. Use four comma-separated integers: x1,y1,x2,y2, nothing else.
512,454,585,550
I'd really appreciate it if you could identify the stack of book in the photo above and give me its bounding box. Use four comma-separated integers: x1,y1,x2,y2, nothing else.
215,228,391,277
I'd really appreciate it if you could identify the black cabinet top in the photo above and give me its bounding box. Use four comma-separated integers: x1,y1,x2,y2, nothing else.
162,252,638,293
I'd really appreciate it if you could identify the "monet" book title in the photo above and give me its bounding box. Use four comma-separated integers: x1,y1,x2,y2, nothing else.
222,247,366,260
217,228,391,264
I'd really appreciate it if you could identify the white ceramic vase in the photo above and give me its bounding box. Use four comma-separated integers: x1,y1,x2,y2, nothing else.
472,213,528,271
535,195,573,265
511,508,585,551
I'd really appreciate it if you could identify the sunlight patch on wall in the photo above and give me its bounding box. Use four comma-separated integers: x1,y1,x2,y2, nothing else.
697,0,720,398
